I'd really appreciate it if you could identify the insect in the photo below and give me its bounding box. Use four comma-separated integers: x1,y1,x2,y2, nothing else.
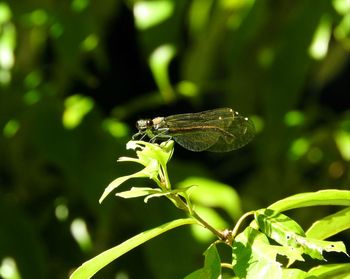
133,108,255,152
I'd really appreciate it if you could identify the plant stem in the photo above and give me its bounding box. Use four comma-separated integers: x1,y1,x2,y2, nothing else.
161,165,171,190
231,211,255,239
192,211,226,241
169,193,226,240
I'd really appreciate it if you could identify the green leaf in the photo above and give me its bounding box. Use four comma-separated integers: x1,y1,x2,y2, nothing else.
268,189,350,212
240,220,306,266
129,140,174,168
232,227,283,278
307,263,350,278
69,218,198,279
255,209,306,246
115,187,162,199
99,170,151,203
99,141,175,203
281,268,307,278
144,186,194,203
267,245,305,267
255,209,348,261
306,207,350,239
184,244,221,279
293,237,348,260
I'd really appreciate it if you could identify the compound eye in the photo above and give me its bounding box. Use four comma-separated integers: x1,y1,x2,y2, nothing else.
147,120,153,127
136,120,146,130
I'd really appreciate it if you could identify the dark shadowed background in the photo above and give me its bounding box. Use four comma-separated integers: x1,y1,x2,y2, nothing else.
0,0,349,278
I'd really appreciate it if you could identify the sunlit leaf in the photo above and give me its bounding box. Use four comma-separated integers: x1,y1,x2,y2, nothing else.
99,170,152,203
184,244,221,279
268,190,350,212
69,218,198,279
125,140,174,169
293,237,348,260
100,141,175,203
255,209,306,246
255,209,348,261
306,207,350,239
232,227,283,278
307,263,350,278
115,187,162,199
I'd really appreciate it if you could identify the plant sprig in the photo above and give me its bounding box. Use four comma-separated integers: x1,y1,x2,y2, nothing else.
99,140,228,240
71,140,350,279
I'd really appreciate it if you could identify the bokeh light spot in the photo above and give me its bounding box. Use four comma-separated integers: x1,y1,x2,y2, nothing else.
50,23,64,38
70,218,92,252
0,17,16,81
250,115,263,133
63,94,94,129
115,271,129,279
24,71,42,88
3,119,19,138
334,130,350,161
30,10,48,26
0,257,21,279
71,0,90,12
23,90,41,105
149,44,176,102
0,69,10,84
333,0,350,15
284,110,305,127
134,0,174,30
0,3,11,23
328,161,345,178
309,15,332,60
307,147,323,163
335,14,350,40
81,34,98,52
55,203,69,221
102,119,129,138
289,137,310,160
176,80,198,97
257,47,275,68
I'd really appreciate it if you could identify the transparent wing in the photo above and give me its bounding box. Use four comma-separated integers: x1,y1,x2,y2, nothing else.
165,108,234,129
207,115,255,152
173,132,219,152
165,108,255,152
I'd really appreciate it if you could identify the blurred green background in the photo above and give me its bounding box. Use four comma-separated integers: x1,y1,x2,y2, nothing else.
0,0,349,278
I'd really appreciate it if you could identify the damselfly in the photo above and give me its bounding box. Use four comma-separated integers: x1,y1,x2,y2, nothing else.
133,108,255,152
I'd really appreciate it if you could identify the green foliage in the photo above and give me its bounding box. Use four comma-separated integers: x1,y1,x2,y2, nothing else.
71,141,349,278
184,245,221,279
